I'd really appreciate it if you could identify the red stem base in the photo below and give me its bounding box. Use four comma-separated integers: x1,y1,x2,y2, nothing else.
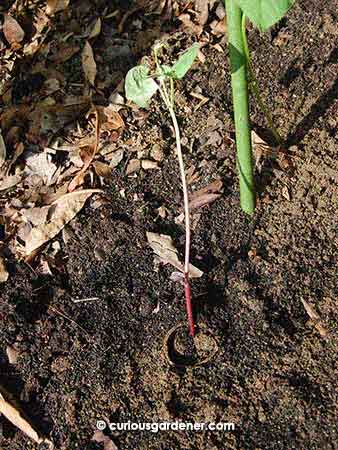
184,274,195,337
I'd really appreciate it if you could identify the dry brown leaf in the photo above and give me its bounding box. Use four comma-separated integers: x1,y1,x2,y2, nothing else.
210,19,227,35
252,130,268,148
301,298,328,338
252,130,268,169
36,255,53,276
0,256,9,283
107,148,124,168
28,99,91,141
50,44,80,64
55,135,96,153
5,127,21,149
186,165,200,185
141,160,159,170
0,105,30,133
150,144,163,162
157,205,168,219
82,41,97,86
89,18,102,39
99,106,124,132
0,174,23,191
6,345,20,364
0,390,53,447
175,180,222,224
92,161,112,179
252,130,278,169
24,151,58,186
22,8,49,56
46,0,70,15
0,131,6,169
21,206,49,227
20,189,100,256
195,0,209,25
126,159,141,175
189,180,223,210
215,3,226,19
3,15,25,44
108,92,125,111
43,78,61,95
146,232,203,278
92,430,118,450
28,7,49,35
281,185,291,201
178,14,203,36
68,109,100,192
301,299,320,321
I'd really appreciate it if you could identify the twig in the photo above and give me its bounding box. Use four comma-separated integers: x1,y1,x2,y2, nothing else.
72,297,100,303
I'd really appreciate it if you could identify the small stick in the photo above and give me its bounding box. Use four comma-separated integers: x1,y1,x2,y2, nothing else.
72,297,100,303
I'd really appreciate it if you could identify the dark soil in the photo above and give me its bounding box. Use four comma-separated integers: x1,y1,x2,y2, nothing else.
1,1,337,449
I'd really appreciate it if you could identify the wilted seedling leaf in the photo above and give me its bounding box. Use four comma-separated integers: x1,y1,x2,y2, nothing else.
146,232,203,278
125,66,158,108
171,43,199,79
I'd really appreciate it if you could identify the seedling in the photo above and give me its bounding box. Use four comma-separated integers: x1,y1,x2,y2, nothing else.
125,43,200,336
225,0,295,214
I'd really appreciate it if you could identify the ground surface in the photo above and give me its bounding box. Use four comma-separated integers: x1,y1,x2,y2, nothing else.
0,1,337,449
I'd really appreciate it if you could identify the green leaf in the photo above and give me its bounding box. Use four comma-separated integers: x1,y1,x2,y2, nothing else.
234,0,295,31
125,65,158,108
157,64,174,83
171,43,200,79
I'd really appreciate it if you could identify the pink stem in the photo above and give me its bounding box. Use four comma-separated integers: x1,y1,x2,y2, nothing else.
160,85,195,338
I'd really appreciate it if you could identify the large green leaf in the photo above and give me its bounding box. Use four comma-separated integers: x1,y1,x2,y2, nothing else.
125,65,158,108
171,43,199,79
235,0,295,31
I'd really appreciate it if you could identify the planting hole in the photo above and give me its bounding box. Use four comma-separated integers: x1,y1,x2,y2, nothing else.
163,323,218,367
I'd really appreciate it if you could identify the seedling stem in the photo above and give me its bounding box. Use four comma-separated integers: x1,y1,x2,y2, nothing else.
157,67,194,337
125,43,200,336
